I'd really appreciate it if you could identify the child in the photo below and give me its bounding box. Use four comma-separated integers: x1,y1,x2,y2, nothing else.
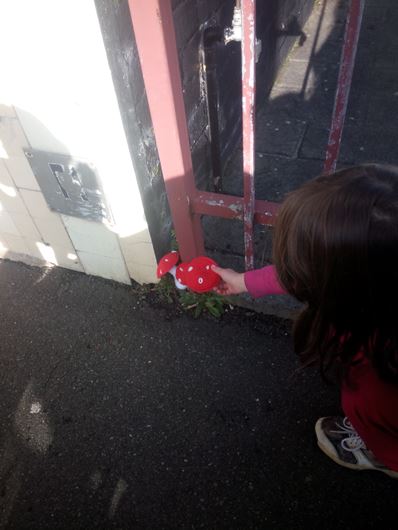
212,164,398,478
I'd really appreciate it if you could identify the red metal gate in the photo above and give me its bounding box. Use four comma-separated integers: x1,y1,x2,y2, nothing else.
128,0,364,270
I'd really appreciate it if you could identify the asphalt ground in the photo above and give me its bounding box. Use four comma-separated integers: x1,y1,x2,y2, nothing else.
0,260,396,529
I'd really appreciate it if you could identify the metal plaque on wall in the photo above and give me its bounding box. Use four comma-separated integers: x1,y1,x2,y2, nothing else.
24,149,112,223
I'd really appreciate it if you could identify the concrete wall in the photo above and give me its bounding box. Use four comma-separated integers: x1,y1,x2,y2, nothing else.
0,0,158,284
95,0,172,261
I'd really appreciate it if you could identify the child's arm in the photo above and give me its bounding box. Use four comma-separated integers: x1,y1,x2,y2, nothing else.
244,265,286,297
212,265,286,298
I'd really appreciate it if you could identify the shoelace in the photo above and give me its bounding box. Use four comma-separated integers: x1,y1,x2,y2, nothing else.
341,433,366,452
330,416,367,453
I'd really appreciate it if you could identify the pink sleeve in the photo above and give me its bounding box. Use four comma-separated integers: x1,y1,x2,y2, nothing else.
244,265,287,298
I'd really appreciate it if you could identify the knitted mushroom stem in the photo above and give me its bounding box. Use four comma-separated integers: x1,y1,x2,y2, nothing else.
169,265,187,290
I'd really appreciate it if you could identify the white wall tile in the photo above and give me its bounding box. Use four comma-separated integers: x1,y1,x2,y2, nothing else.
26,240,82,271
117,228,157,284
0,234,49,266
19,189,52,218
0,104,16,118
0,116,29,157
0,162,30,213
0,209,20,236
34,213,74,250
12,190,85,271
0,238,9,259
126,262,157,284
4,155,40,190
62,216,122,257
121,240,157,267
9,212,41,240
0,237,84,272
0,160,12,182
0,233,29,255
0,192,29,214
15,107,69,155
77,251,130,284
0,187,31,216
56,255,83,272
50,245,83,272
24,240,51,262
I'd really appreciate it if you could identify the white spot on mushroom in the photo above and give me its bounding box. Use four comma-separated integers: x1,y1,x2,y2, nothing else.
177,278,181,283
165,258,169,262
179,267,183,271
206,265,210,270
198,277,204,284
188,266,193,272
159,269,163,275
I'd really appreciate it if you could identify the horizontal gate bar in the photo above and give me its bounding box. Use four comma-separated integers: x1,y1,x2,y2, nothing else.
191,191,279,225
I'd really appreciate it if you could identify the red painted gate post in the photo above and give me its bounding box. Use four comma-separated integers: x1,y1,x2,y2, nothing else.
127,0,205,261
324,0,365,174
242,0,256,270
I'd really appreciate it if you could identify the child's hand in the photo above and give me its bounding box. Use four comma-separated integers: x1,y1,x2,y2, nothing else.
211,265,248,296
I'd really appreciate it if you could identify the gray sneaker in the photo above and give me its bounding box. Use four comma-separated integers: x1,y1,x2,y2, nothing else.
315,416,398,478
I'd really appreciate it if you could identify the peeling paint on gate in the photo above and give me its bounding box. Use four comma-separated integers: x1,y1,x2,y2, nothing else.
242,0,256,270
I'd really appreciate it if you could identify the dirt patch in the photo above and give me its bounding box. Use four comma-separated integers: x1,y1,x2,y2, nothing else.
134,281,293,339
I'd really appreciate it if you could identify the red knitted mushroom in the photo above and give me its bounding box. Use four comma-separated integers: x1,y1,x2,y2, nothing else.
175,262,189,286
156,251,179,278
180,256,221,293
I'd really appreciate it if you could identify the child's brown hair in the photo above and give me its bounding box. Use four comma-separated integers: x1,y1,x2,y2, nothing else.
273,164,398,383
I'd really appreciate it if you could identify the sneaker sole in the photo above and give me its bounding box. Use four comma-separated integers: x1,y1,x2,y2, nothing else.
315,418,398,479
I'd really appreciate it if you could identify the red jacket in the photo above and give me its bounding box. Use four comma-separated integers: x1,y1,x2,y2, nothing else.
244,265,398,471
